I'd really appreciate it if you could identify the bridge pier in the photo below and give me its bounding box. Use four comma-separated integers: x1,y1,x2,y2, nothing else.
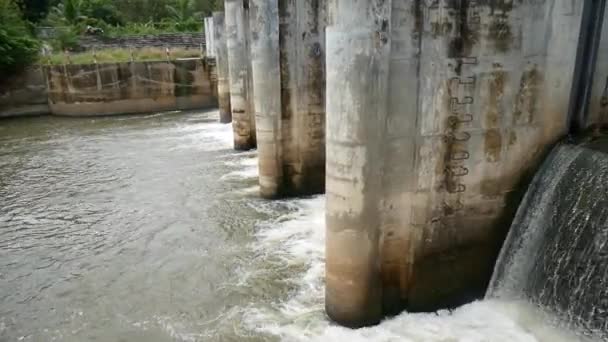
250,0,282,198
249,0,326,198
325,0,585,327
225,0,256,150
213,12,232,124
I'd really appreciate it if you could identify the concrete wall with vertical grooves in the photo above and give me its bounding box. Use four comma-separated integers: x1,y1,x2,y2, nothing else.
78,33,205,51
45,59,217,116
325,0,585,328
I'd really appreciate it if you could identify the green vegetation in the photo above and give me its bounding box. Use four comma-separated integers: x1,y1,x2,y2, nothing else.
0,0,222,72
45,47,202,64
43,0,222,49
0,0,40,75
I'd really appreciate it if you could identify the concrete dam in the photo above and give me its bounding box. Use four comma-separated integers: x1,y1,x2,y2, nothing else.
206,0,608,335
2,0,608,340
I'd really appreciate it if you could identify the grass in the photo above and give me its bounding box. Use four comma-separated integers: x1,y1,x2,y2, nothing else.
44,47,204,65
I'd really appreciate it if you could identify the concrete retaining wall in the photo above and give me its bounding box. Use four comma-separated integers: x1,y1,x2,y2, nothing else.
45,59,217,116
0,67,50,118
78,33,205,51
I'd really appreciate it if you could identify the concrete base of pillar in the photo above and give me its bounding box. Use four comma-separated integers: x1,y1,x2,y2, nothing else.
218,89,231,123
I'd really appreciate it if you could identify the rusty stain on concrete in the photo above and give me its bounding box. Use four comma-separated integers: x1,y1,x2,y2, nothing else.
485,129,502,162
514,66,543,125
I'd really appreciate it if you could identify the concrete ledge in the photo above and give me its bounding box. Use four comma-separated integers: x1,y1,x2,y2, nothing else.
49,96,216,116
45,59,218,117
0,105,50,118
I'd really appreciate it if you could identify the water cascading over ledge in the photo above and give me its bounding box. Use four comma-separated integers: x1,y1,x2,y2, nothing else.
488,136,608,340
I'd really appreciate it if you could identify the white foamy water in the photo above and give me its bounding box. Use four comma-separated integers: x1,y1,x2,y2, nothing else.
203,113,584,342
221,155,259,181
167,121,235,152
241,194,585,342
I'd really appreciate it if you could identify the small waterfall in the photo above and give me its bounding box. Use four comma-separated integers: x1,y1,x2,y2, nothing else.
488,137,608,339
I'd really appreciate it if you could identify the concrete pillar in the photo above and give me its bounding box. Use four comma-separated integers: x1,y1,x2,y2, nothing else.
225,0,256,150
205,17,216,58
325,0,390,328
207,17,216,58
244,2,256,145
250,0,282,198
249,0,326,198
213,12,232,123
325,0,585,328
279,0,326,196
204,18,211,56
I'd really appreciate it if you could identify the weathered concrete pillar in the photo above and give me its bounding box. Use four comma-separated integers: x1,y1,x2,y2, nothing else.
244,1,256,145
250,0,282,198
278,0,326,196
249,0,326,198
225,0,256,150
207,17,216,58
325,0,585,328
204,18,212,57
325,0,390,327
213,12,232,123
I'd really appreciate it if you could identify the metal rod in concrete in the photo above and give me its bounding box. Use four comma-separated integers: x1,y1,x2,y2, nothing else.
225,0,256,150
250,0,282,198
213,12,232,123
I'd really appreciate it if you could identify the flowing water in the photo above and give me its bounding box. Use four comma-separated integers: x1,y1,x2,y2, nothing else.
489,139,608,341
0,110,594,341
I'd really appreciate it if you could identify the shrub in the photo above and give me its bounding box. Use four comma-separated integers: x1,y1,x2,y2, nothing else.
0,0,40,75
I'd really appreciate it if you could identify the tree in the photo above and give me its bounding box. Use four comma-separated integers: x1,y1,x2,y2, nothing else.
194,0,222,17
86,0,122,26
47,0,86,25
115,0,172,23
164,0,198,22
0,0,40,75
18,0,52,23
